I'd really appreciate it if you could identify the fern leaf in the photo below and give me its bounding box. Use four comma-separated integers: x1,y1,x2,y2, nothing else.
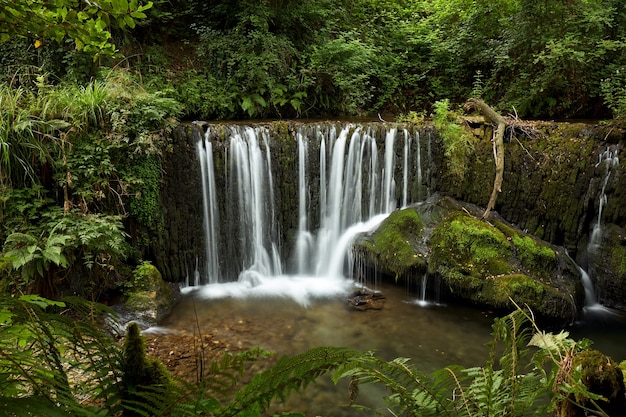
220,346,359,417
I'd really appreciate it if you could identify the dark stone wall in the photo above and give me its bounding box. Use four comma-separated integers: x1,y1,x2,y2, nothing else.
153,124,205,283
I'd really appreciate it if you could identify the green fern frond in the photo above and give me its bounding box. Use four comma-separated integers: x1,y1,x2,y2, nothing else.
0,295,125,417
220,346,359,417
335,353,464,417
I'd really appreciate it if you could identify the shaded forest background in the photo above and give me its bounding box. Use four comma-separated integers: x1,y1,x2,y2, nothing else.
1,0,626,299
3,0,626,120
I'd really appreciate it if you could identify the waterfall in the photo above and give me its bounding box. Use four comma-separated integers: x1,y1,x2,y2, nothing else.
190,123,429,305
197,130,220,284
590,145,620,249
416,131,424,201
579,144,620,315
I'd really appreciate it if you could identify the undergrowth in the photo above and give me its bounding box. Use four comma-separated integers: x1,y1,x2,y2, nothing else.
0,294,622,417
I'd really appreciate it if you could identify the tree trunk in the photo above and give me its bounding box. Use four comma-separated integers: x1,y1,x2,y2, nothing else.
464,98,505,220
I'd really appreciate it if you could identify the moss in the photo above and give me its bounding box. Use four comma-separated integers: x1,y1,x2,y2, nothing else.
430,211,513,284
610,238,626,282
124,262,174,325
122,322,173,415
128,154,162,227
511,234,556,273
360,208,426,277
566,350,625,416
429,210,574,320
129,261,167,293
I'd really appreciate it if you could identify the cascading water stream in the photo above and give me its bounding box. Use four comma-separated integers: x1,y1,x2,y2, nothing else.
197,129,220,285
191,123,430,305
590,146,620,249
581,144,620,314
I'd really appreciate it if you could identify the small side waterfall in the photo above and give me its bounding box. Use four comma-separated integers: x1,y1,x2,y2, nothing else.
590,146,620,249
581,144,620,314
192,123,432,304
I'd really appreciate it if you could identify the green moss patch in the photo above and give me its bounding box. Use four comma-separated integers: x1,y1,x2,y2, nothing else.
359,208,426,277
511,233,556,274
429,210,573,320
483,273,568,317
430,211,513,286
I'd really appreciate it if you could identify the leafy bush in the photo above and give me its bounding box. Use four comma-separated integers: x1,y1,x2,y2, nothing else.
2,208,129,296
432,99,475,180
334,307,619,416
601,66,626,119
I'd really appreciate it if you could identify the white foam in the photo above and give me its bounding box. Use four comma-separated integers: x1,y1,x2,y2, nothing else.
182,274,355,307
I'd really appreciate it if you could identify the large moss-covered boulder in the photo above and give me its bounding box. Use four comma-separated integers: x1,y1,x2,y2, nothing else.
122,262,179,327
428,205,582,323
353,208,428,279
355,195,582,323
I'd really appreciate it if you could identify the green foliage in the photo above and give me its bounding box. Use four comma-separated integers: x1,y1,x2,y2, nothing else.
0,0,153,56
0,295,125,416
308,33,384,114
127,154,162,226
335,307,619,416
0,85,55,188
194,19,303,118
432,100,475,180
2,209,129,295
3,228,71,283
601,66,626,119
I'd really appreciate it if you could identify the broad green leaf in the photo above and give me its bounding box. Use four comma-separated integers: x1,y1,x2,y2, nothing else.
19,295,66,309
124,14,136,28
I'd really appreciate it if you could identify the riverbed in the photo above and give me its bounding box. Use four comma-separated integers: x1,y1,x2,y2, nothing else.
146,281,626,415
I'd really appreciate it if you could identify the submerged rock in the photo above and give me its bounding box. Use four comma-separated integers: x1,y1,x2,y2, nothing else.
346,289,386,311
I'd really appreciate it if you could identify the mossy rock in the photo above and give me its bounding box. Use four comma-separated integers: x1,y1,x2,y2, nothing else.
353,208,427,279
429,206,578,323
589,224,626,311
481,274,573,320
429,211,514,290
494,221,557,278
123,263,178,327
558,350,626,417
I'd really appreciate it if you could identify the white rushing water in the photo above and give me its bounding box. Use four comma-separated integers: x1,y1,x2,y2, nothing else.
196,129,220,285
589,145,620,249
191,123,428,305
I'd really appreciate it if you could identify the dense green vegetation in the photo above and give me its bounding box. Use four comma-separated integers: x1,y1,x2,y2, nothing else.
1,297,623,416
1,1,626,415
2,0,626,120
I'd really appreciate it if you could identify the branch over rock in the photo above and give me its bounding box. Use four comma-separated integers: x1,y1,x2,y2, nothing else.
464,98,506,219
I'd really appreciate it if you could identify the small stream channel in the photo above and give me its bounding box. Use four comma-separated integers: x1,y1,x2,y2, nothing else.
154,283,626,415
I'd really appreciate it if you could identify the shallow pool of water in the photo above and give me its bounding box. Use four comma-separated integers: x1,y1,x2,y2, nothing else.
156,282,626,415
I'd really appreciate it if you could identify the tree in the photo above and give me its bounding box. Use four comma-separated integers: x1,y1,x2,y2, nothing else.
0,0,153,56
